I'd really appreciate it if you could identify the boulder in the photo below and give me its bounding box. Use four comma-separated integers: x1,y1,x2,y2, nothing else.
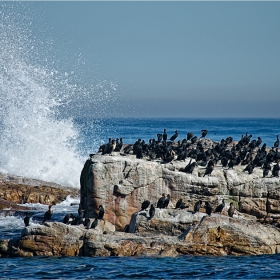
80,154,280,230
1,212,280,257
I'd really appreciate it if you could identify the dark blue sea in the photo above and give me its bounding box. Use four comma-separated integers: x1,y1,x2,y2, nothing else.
1,5,280,278
1,118,280,279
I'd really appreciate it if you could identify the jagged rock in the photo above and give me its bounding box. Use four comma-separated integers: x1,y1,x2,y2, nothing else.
80,154,280,230
1,213,280,257
0,172,79,207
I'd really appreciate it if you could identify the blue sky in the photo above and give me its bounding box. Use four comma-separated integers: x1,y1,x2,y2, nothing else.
4,2,280,118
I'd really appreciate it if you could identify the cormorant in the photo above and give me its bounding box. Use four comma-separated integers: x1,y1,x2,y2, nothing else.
24,213,30,227
204,201,212,216
91,217,98,229
63,213,75,225
175,198,186,209
193,200,202,213
170,130,178,142
149,204,156,219
141,200,151,211
200,129,208,138
228,202,235,217
157,133,163,143
272,162,280,177
203,165,214,177
43,205,53,223
163,194,171,208
163,129,167,142
187,132,194,141
274,135,279,148
214,199,225,214
157,194,166,209
98,205,105,220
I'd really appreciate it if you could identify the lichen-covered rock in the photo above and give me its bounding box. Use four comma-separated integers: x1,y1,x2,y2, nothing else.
81,154,280,230
0,173,79,208
1,213,280,257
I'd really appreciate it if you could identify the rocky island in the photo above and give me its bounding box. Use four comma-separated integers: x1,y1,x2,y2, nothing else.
1,134,280,257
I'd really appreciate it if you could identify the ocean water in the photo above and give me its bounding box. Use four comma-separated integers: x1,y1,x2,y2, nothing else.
1,3,280,279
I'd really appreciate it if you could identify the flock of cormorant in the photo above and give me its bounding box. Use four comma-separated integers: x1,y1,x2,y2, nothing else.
24,204,105,229
98,128,280,223
98,129,280,178
23,129,280,229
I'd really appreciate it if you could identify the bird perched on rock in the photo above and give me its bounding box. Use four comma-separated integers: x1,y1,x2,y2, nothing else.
157,193,166,209
75,210,85,225
187,132,194,141
170,130,178,142
175,198,187,209
98,205,105,220
63,213,75,225
214,199,225,214
43,205,53,223
200,129,208,138
163,129,167,142
203,165,214,177
228,202,235,217
91,217,98,229
274,135,279,148
163,194,171,209
24,213,30,227
193,200,202,214
149,204,155,219
272,161,280,177
141,200,150,211
204,201,212,216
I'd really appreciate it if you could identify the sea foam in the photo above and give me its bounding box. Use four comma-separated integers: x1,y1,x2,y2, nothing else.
0,4,117,188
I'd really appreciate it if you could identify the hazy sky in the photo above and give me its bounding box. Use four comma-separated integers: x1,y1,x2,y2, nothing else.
7,2,280,118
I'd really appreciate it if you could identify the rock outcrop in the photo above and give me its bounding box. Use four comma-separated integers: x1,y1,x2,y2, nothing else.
1,211,280,257
80,153,280,231
0,172,79,209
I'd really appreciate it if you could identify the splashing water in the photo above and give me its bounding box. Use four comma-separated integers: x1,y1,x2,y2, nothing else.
0,4,118,187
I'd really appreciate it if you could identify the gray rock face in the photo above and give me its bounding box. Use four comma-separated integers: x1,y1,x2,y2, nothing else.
80,153,280,230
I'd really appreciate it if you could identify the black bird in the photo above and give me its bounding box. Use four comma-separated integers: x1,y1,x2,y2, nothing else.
201,129,208,138
123,145,133,154
91,217,98,229
228,202,235,217
157,133,163,143
175,198,187,209
187,132,194,141
243,161,254,174
43,205,53,223
149,204,156,219
191,136,198,144
193,200,202,213
274,135,279,148
263,162,271,178
214,199,225,214
163,129,167,142
98,205,105,220
157,193,166,209
75,210,85,225
272,161,280,177
24,213,30,227
203,165,214,177
204,201,212,216
163,194,171,208
141,200,151,211
266,192,271,216
183,160,197,174
63,213,75,225
170,130,178,142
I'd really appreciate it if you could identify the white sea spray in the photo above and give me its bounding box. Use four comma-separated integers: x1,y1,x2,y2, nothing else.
0,3,118,188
